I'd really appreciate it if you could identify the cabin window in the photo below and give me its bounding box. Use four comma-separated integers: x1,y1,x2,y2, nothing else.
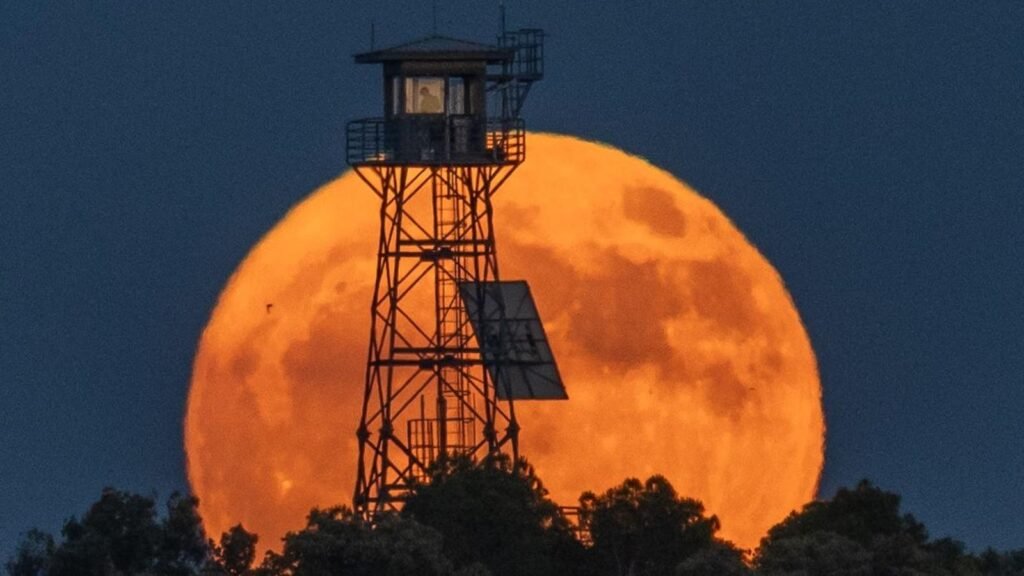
391,76,401,114
447,77,465,115
404,77,445,114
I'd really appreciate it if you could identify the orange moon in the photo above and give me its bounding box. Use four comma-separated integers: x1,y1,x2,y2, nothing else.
185,133,824,554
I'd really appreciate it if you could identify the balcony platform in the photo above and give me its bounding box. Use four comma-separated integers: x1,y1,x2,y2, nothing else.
347,117,525,167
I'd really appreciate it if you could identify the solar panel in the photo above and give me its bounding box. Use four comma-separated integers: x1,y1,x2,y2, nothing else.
458,281,568,400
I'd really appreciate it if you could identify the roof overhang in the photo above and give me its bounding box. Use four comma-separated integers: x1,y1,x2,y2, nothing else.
355,35,513,64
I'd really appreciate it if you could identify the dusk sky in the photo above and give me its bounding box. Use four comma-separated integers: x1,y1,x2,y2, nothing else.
2,1,1022,558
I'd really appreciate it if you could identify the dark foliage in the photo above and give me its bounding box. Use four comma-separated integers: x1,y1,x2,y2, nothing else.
674,541,751,576
756,531,873,576
158,493,209,575
760,480,927,549
5,488,209,576
4,530,54,576
978,548,1024,576
754,480,987,576
579,475,725,576
402,454,585,576
8,477,1024,576
209,524,258,575
261,506,454,576
51,488,162,574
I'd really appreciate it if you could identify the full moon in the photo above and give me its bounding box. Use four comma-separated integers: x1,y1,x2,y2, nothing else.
186,133,824,555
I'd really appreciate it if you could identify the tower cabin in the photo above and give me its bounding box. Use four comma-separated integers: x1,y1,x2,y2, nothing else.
347,32,542,166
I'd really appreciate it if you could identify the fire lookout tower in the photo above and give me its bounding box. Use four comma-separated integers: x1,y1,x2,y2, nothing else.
347,27,566,517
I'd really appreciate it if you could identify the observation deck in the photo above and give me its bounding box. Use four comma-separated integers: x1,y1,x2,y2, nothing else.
347,116,524,166
346,31,541,168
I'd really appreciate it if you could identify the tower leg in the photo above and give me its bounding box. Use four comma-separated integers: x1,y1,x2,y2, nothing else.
353,164,519,517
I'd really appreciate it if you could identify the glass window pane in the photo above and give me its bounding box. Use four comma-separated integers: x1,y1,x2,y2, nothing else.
404,77,445,114
448,77,465,114
392,77,400,114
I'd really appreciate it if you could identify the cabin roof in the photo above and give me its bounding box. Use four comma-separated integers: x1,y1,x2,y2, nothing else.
355,35,513,64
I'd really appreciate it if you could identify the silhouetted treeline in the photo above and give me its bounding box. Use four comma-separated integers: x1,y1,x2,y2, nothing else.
8,459,1024,576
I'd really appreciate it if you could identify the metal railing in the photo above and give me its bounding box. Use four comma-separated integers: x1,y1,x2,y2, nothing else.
347,117,525,166
346,118,394,165
485,118,525,164
499,28,544,80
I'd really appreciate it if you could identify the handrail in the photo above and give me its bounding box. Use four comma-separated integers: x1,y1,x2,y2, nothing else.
347,117,525,166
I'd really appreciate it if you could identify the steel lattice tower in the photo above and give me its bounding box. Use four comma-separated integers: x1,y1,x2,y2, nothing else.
346,30,559,516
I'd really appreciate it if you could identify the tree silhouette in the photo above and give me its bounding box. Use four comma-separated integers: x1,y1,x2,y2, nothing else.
50,488,164,574
158,493,209,575
674,541,751,576
755,531,872,576
209,524,258,575
755,480,983,576
759,480,927,549
401,454,584,576
261,506,454,575
9,478,1024,576
5,488,208,576
579,475,722,576
4,530,54,576
978,547,1024,576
